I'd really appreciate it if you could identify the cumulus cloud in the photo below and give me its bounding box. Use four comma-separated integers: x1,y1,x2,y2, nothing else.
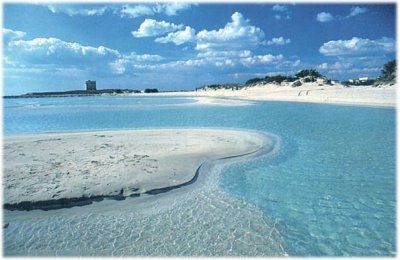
8,37,120,66
145,12,290,70
137,12,266,50
266,37,291,45
153,3,193,16
155,26,196,45
346,6,367,18
3,28,26,45
316,12,334,22
121,3,194,18
132,19,183,37
4,35,165,77
120,5,154,18
110,52,163,74
319,37,395,56
195,12,265,51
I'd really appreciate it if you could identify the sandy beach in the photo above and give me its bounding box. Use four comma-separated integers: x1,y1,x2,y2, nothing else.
136,83,396,108
196,83,397,107
4,128,273,209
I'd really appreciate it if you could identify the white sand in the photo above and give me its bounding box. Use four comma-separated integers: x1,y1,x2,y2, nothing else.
192,83,396,107
132,83,396,107
4,128,270,205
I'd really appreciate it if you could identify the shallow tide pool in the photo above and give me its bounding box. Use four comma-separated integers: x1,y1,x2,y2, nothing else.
3,96,396,256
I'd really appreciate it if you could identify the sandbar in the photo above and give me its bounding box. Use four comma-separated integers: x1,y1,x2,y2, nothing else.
4,128,271,210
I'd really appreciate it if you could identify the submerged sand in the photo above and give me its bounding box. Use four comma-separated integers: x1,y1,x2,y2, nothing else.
4,128,270,207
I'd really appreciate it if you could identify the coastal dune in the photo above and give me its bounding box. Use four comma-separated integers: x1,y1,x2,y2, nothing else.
193,83,396,107
4,128,272,210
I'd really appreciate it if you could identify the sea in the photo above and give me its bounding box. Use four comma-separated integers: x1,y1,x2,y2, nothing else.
3,95,396,256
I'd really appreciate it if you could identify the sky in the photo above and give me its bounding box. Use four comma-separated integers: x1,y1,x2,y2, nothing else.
2,3,396,95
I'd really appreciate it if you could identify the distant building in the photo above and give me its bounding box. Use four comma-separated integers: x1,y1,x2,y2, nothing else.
316,78,324,84
348,77,369,85
85,80,96,92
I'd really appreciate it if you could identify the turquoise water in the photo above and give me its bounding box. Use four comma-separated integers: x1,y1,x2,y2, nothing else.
3,96,396,256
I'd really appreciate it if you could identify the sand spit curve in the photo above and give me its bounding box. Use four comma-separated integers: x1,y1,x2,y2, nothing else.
4,128,277,211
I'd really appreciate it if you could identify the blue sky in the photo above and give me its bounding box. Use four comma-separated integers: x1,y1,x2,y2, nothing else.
3,3,396,95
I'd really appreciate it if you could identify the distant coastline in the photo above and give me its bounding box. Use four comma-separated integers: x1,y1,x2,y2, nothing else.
3,88,167,99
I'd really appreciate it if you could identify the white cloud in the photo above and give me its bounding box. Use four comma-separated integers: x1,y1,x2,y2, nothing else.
195,12,265,51
3,28,26,39
47,4,108,16
293,60,301,67
318,62,329,70
326,67,381,78
109,52,163,74
346,6,367,18
318,61,352,70
155,26,196,45
241,54,283,66
316,12,334,22
277,59,301,68
132,19,183,38
123,52,163,62
316,7,367,23
125,52,286,72
121,3,194,18
44,3,194,18
266,37,291,45
272,5,291,20
5,36,165,77
8,37,120,66
272,5,288,12
120,5,154,18
274,14,291,20
197,50,252,58
3,28,26,45
319,37,395,56
154,3,193,16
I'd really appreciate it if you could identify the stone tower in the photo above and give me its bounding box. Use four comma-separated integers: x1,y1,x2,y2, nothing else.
85,80,96,92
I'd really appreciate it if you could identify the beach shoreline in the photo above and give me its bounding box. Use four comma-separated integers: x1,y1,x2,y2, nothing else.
128,83,396,108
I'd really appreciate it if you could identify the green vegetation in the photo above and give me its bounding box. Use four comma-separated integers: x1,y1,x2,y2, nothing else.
195,83,242,91
245,70,325,86
292,80,302,87
295,69,323,78
245,75,297,85
379,59,396,83
144,88,159,93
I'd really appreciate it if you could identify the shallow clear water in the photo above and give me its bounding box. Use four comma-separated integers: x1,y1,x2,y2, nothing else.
3,96,396,256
